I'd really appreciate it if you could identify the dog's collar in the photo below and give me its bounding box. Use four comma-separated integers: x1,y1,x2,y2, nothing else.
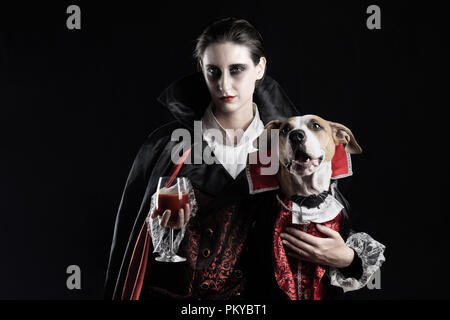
289,190,331,209
276,190,344,225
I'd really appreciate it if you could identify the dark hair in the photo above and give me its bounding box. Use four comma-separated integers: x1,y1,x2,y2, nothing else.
194,17,266,86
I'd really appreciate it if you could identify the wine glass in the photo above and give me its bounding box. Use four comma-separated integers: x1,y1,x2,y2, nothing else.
154,176,193,263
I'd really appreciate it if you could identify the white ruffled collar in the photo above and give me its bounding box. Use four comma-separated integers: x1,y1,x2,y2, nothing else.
276,192,344,225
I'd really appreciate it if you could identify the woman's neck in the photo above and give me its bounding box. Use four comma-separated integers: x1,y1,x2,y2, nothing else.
212,101,255,131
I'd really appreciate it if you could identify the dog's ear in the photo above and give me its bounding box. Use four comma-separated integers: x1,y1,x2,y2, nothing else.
255,120,282,151
264,120,282,145
265,120,282,130
329,121,362,154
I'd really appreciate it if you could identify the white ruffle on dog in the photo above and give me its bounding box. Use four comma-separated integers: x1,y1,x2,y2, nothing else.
291,195,344,224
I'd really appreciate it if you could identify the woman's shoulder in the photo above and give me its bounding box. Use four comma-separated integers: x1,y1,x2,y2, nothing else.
135,120,187,161
141,120,185,147
131,121,185,176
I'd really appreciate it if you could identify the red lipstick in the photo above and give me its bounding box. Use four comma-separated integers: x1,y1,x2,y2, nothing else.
220,96,236,102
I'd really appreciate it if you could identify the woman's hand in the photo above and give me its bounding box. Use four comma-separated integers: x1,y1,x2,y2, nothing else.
280,224,354,268
150,203,192,229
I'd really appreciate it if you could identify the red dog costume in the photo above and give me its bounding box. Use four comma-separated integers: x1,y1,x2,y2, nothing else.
247,144,352,300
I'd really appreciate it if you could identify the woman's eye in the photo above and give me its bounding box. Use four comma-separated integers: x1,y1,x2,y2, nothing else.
207,67,220,76
230,66,245,75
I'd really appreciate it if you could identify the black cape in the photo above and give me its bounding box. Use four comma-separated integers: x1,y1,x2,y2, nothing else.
104,72,302,299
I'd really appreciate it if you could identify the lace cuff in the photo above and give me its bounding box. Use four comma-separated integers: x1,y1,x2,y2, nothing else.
145,189,198,256
329,232,386,292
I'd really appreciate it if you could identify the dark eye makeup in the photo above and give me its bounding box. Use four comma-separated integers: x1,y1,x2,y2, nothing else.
206,66,220,77
229,64,247,75
205,64,247,78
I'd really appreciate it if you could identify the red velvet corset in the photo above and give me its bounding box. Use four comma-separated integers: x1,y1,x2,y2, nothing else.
124,185,258,300
136,186,258,300
177,188,253,299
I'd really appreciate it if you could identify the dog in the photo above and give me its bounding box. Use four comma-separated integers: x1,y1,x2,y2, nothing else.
265,114,362,198
250,115,362,300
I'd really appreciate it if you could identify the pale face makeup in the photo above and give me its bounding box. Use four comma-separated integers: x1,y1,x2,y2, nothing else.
200,42,266,130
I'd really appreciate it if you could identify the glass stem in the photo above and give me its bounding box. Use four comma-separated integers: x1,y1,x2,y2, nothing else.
170,228,174,256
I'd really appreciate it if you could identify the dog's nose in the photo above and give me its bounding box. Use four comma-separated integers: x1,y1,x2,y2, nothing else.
289,130,306,144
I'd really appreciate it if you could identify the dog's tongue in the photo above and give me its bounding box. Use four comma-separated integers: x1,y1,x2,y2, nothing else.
311,158,320,166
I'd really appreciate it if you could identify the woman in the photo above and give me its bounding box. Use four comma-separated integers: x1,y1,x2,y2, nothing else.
104,17,385,300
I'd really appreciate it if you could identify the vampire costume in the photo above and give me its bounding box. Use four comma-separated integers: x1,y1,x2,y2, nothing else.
104,72,386,300
247,144,386,299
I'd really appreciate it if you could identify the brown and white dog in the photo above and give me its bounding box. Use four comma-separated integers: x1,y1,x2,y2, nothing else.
266,115,362,198
259,115,363,300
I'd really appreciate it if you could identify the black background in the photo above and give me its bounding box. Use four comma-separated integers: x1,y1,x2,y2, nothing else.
0,1,447,300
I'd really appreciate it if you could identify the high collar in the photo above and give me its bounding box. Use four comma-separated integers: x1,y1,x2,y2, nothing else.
157,72,300,130
247,144,354,195
202,102,264,147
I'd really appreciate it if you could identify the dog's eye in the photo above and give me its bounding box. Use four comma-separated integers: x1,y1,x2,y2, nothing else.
312,122,322,130
280,125,291,135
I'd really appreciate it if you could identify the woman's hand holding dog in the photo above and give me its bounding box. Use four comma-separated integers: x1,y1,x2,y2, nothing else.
280,224,355,268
